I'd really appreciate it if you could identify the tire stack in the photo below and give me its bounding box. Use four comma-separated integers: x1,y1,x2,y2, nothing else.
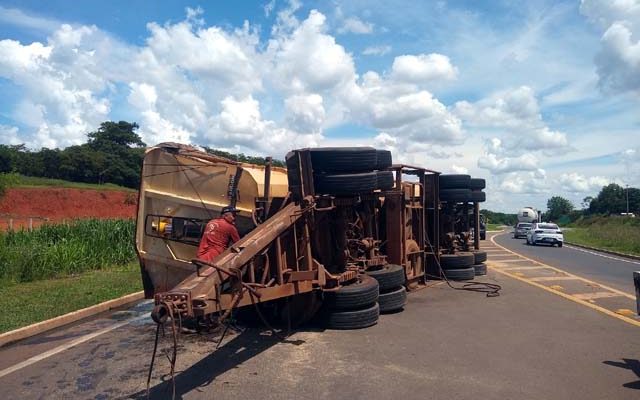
322,275,380,329
307,148,394,195
471,250,487,276
439,252,475,280
469,178,486,203
439,174,472,203
366,264,407,313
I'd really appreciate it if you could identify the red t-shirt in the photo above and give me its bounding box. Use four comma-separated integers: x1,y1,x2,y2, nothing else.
197,217,240,262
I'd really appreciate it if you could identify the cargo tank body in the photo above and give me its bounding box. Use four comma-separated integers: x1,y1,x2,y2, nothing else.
135,142,289,297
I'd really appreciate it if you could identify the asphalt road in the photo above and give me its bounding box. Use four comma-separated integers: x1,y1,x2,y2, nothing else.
494,230,640,294
1,233,640,399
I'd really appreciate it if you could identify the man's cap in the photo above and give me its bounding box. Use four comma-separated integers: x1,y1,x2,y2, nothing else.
221,206,238,215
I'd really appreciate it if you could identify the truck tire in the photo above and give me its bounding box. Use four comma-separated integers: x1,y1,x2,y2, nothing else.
471,191,486,202
314,172,378,195
439,174,471,189
440,252,474,270
469,178,486,190
323,275,379,310
309,147,377,173
439,188,472,202
376,150,392,170
378,286,407,313
366,264,405,291
471,250,487,264
474,263,487,276
376,171,394,190
444,267,476,281
324,303,379,329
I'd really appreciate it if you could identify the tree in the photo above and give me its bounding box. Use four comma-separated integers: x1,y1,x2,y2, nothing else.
546,196,574,221
88,121,144,151
581,196,593,210
589,183,627,215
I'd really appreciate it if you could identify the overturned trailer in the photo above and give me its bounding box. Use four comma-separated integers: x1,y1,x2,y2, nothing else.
135,143,450,330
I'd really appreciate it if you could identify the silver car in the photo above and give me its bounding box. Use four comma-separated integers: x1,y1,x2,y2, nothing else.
513,222,532,238
526,223,564,247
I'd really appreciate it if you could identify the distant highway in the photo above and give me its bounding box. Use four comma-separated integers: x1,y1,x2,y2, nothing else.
493,230,640,294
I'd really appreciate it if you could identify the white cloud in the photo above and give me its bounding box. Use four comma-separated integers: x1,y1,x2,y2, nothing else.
451,165,468,174
498,170,548,194
477,153,540,174
391,53,457,83
454,86,572,156
580,0,640,94
264,0,276,17
558,172,610,193
362,45,391,56
0,125,21,145
0,6,60,33
338,17,374,34
284,94,325,134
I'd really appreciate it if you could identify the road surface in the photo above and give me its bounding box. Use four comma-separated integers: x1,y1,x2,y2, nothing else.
0,232,639,399
494,230,640,294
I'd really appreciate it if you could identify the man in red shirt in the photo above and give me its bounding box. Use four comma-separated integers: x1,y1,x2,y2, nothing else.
197,206,241,262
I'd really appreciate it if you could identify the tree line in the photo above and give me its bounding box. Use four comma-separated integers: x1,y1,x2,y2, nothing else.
0,121,285,191
546,183,640,224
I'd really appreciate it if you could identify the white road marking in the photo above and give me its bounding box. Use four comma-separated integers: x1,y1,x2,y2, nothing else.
0,313,148,379
564,245,640,265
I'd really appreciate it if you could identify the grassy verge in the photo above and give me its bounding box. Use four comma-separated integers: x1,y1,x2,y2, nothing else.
565,216,640,256
0,219,136,283
1,173,134,192
0,262,142,333
486,223,503,231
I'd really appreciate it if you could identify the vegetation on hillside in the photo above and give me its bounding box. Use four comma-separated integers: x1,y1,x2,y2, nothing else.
565,215,640,256
0,219,136,284
481,209,517,226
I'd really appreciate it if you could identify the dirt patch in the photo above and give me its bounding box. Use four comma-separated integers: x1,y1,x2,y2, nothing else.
0,188,136,230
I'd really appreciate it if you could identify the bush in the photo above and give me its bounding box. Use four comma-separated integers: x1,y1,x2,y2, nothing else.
0,172,20,198
0,219,137,283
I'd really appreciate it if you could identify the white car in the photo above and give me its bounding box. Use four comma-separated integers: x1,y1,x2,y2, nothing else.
526,222,564,247
513,222,532,238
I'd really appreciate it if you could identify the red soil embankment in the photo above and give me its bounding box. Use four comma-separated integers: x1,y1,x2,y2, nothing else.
0,188,137,229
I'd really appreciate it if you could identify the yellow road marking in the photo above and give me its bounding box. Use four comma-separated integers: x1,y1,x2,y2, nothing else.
573,292,623,301
549,285,564,291
489,234,634,300
616,309,636,317
499,265,548,271
488,233,640,328
529,276,576,282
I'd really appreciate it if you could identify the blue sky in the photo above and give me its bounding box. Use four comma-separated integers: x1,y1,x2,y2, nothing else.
0,0,638,212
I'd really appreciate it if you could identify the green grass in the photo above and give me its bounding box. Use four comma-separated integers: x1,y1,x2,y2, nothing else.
0,219,137,284
486,223,503,231
565,215,640,256
10,174,135,191
0,262,142,333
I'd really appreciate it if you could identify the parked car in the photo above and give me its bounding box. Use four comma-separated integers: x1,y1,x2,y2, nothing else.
526,222,564,247
513,222,532,238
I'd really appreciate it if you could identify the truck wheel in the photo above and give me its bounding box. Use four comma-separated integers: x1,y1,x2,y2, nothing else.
376,171,394,190
366,264,405,291
309,147,377,173
471,250,487,264
324,303,379,329
440,252,474,270
375,150,392,170
443,267,476,281
558,242,563,248
439,188,472,202
314,172,378,195
323,275,379,310
378,286,407,313
473,263,487,276
470,191,486,202
439,174,471,189
469,178,486,190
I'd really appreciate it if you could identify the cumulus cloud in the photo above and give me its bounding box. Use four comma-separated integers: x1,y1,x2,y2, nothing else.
0,6,465,159
580,0,640,94
477,153,540,174
498,170,548,194
338,16,374,34
391,54,457,83
362,45,391,56
558,172,610,193
455,86,572,156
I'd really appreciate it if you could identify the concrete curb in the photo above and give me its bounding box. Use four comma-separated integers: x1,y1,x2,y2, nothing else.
565,241,640,261
0,291,145,348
